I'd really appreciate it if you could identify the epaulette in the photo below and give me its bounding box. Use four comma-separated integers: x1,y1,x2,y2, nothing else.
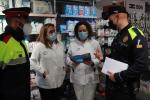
0,33,11,43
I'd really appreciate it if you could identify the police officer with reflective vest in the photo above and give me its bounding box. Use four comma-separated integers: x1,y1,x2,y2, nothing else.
102,6,148,100
0,7,31,100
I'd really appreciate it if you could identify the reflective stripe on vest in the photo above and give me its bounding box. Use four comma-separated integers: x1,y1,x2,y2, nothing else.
7,57,27,65
0,57,26,69
138,29,145,37
0,37,27,68
128,26,137,40
128,26,145,40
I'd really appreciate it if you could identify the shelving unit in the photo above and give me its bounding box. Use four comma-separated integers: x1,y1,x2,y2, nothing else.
29,13,57,18
56,0,90,4
60,14,97,19
0,13,57,18
56,0,97,35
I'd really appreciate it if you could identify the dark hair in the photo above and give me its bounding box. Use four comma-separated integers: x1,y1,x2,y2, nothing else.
36,23,58,48
74,21,93,41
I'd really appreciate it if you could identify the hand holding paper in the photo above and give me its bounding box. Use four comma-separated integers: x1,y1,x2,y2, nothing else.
102,57,128,75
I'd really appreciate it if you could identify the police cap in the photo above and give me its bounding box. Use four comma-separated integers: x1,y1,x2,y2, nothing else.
2,7,31,18
102,5,128,20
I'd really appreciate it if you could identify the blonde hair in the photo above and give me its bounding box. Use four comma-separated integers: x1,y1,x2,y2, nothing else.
36,23,58,48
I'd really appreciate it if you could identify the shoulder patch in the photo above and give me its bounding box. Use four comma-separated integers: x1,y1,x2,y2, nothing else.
2,34,11,43
136,39,143,48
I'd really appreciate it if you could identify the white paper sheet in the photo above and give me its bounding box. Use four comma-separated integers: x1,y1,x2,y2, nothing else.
102,57,128,75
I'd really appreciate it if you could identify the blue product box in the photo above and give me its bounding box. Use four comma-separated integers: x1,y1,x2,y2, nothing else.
84,6,90,16
60,25,67,33
73,5,79,16
67,20,75,32
79,5,84,16
65,5,73,16
70,53,91,63
91,6,97,16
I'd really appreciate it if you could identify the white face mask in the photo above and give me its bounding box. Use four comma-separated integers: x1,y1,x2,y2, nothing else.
23,23,32,35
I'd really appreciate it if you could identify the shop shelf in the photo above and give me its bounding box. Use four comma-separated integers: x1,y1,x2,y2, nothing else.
60,14,97,19
0,13,57,18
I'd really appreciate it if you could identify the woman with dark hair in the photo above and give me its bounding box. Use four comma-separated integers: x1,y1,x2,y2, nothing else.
30,23,66,100
66,21,103,100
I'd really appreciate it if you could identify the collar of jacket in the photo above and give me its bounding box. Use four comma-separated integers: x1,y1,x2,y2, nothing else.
75,38,90,45
4,26,25,42
118,23,132,36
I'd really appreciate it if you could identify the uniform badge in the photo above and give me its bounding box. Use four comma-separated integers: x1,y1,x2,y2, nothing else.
123,36,128,43
136,39,143,48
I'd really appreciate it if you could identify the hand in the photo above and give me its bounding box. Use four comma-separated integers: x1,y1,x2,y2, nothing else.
84,61,94,66
72,61,80,67
105,48,111,56
107,71,116,82
94,49,103,60
64,66,70,73
43,70,48,79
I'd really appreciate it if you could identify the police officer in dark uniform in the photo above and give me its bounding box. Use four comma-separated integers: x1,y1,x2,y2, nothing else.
0,7,31,100
102,6,148,100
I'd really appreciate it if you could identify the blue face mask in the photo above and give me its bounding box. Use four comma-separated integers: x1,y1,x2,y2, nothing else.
78,32,88,41
48,33,57,41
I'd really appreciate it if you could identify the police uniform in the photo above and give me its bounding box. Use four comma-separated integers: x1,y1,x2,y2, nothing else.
102,6,148,100
0,7,30,100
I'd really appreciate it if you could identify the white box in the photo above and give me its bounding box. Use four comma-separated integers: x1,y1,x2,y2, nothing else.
32,0,51,14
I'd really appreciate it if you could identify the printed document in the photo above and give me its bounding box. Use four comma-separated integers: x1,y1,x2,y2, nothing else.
102,57,128,75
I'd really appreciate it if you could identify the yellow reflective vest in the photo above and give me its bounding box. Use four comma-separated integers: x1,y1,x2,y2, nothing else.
0,34,28,69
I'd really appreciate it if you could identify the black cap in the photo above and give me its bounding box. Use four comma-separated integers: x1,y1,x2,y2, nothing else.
2,7,31,18
102,6,128,20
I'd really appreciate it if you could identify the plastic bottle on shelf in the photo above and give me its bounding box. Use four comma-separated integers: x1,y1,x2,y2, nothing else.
79,5,84,16
90,20,96,32
84,6,90,16
91,6,97,17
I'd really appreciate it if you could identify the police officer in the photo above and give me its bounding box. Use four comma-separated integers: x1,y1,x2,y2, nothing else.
0,7,31,100
102,6,148,100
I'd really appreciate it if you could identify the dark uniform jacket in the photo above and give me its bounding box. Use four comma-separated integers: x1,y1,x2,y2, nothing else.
0,26,30,100
106,24,148,98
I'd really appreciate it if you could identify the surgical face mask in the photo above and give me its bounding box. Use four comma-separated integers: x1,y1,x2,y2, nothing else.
108,20,117,30
48,32,57,42
23,23,32,35
78,32,88,41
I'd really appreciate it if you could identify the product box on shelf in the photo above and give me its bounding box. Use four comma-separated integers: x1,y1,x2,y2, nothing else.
79,5,84,16
91,6,97,17
32,0,51,14
60,24,67,33
67,20,75,32
72,5,79,16
65,5,73,16
84,6,90,16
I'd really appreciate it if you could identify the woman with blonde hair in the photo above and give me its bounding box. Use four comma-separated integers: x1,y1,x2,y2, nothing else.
30,23,65,100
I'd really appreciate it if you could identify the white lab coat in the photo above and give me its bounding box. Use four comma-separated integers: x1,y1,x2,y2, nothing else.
30,42,65,89
66,38,102,85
